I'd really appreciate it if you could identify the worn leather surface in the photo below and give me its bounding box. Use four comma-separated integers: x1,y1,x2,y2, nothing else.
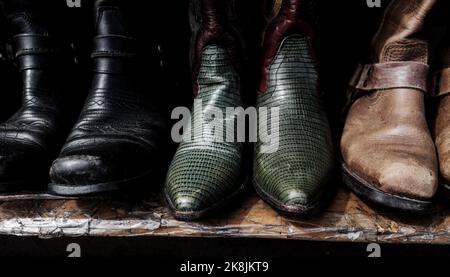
350,62,429,92
341,0,438,200
50,1,168,190
254,0,334,210
165,0,245,214
434,36,450,183
0,11,75,190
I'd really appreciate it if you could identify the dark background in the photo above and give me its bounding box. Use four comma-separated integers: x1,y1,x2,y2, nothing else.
0,0,448,131
1,235,450,258
0,0,385,133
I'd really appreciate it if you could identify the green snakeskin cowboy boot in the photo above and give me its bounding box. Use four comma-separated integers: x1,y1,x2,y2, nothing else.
165,0,247,221
253,0,335,216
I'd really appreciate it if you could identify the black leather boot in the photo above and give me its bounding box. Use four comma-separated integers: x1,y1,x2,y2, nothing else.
49,0,169,196
0,5,76,192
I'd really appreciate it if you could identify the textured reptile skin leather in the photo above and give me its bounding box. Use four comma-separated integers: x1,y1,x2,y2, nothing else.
165,46,245,214
258,0,313,93
165,0,246,219
0,12,75,191
254,35,334,211
49,1,168,195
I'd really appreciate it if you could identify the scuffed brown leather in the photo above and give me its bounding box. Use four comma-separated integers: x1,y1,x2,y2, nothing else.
434,42,450,182
371,0,436,64
341,0,438,200
350,62,429,92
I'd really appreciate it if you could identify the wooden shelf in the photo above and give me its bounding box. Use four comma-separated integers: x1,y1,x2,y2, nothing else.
0,188,449,244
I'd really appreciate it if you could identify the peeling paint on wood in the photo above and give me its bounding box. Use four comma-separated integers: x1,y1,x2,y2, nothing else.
0,189,450,244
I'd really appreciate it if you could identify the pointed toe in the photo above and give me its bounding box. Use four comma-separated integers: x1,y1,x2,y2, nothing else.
280,188,310,207
255,175,330,215
50,155,108,186
170,194,204,213
174,196,200,212
379,162,437,200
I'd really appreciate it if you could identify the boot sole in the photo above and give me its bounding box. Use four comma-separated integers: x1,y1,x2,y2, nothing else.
341,162,432,212
48,170,154,196
164,178,248,221
253,178,335,217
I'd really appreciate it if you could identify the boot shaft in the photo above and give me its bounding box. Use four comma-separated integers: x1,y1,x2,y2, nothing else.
6,10,69,106
189,0,232,33
94,0,133,36
91,0,138,83
371,0,437,63
259,0,314,93
189,0,244,95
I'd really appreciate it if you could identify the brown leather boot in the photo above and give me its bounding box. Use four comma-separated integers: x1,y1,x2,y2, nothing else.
341,0,438,212
433,32,450,198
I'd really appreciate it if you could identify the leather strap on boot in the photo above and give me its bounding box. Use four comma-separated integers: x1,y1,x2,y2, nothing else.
431,68,450,97
13,34,62,70
350,62,429,92
91,35,137,74
347,61,429,101
343,61,429,115
92,35,137,58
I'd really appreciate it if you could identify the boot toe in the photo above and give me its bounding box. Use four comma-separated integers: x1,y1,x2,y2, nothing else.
379,162,437,200
255,176,325,212
165,145,244,219
50,155,112,187
279,187,311,206
254,149,334,214
170,194,204,213
165,177,224,216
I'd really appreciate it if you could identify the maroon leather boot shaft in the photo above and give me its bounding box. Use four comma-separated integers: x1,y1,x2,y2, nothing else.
189,0,242,95
259,0,313,93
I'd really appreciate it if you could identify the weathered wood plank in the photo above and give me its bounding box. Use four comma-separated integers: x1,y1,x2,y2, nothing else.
0,192,79,201
0,188,449,244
